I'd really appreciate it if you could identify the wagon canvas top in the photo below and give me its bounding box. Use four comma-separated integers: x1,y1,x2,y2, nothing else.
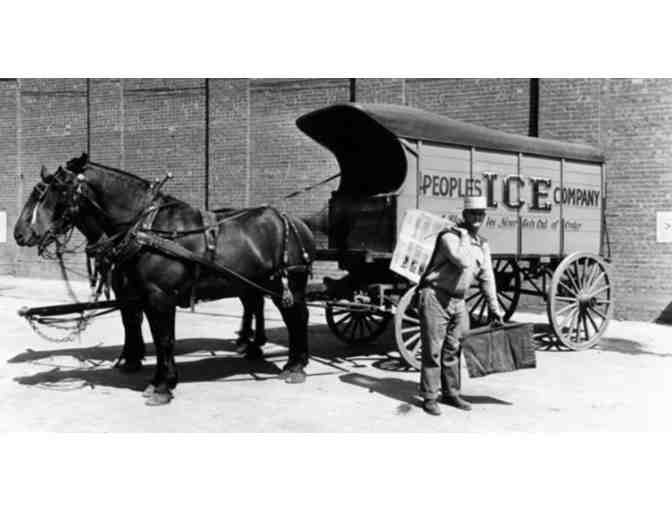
296,102,605,164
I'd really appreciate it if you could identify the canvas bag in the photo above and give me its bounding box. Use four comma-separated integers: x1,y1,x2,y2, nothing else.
461,322,536,378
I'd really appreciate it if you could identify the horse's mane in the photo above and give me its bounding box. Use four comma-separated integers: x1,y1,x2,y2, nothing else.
65,153,188,208
66,153,150,188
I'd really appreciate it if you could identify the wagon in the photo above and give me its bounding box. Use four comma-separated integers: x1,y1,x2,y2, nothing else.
297,102,613,369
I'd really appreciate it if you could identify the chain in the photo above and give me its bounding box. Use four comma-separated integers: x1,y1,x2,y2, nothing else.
26,227,107,343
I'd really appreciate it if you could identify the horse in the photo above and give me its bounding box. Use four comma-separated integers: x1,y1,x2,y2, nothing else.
13,153,316,405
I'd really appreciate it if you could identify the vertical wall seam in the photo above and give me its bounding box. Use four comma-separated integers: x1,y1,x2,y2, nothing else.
119,79,125,169
245,79,251,207
204,78,210,210
86,78,91,156
14,79,22,273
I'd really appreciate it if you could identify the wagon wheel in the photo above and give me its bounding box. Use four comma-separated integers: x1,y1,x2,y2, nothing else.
394,286,422,370
547,252,613,350
325,300,391,345
465,258,521,327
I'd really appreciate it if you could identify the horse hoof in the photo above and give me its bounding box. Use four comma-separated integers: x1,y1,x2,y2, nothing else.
116,359,143,373
145,391,173,406
284,370,306,384
142,384,156,398
245,344,264,360
236,340,251,354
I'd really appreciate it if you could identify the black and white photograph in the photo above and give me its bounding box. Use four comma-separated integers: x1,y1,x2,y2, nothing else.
2,2,671,509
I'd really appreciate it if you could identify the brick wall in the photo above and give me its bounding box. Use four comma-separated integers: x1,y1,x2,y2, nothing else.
2,77,672,322
601,79,672,321
536,78,672,321
0,80,18,274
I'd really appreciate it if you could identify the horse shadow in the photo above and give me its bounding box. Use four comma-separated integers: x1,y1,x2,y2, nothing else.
7,337,242,365
9,323,399,392
13,345,284,391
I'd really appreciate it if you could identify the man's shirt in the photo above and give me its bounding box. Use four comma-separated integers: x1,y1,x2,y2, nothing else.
422,226,502,316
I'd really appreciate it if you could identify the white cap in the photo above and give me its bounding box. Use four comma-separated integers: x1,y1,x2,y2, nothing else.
463,195,487,210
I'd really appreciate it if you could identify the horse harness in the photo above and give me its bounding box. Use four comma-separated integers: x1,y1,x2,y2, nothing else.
85,184,312,308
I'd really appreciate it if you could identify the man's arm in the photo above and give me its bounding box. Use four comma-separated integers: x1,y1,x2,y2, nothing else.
436,228,471,269
478,242,504,319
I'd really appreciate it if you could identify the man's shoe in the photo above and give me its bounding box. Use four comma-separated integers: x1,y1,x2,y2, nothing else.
422,399,442,416
442,394,472,411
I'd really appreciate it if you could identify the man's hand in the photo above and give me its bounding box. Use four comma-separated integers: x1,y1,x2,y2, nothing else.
490,310,504,327
455,227,469,240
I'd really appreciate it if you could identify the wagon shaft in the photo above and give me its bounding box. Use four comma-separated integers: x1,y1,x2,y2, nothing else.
18,299,132,319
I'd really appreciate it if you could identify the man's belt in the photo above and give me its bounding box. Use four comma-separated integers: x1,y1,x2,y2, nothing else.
417,282,464,300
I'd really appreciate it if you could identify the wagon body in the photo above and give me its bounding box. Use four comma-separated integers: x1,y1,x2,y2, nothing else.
297,103,612,367
297,102,606,262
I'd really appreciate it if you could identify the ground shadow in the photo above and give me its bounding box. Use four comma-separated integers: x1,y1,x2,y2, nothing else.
14,354,284,392
7,337,241,364
655,302,672,325
595,337,672,358
9,323,396,392
339,372,512,412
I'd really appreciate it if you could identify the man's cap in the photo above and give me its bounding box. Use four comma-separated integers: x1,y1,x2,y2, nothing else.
463,195,487,210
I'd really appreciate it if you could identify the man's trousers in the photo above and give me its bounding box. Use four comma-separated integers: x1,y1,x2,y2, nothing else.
418,286,468,401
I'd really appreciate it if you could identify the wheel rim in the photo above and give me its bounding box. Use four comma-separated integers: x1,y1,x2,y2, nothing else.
547,252,613,350
465,258,521,327
325,301,390,344
394,286,422,370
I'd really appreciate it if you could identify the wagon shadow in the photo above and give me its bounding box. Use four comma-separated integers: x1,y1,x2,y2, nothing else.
595,337,672,358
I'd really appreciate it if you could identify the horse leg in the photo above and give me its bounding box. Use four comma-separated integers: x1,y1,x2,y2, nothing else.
240,292,265,360
252,293,268,346
236,296,254,347
115,305,145,373
274,272,310,384
143,297,178,406
110,271,145,373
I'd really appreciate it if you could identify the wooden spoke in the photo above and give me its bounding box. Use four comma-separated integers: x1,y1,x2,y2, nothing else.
586,271,606,294
469,294,485,315
555,296,577,303
326,299,391,345
556,302,577,316
468,257,520,326
404,332,421,349
402,314,419,325
557,279,578,297
588,285,610,299
329,308,350,317
584,262,600,290
589,305,608,321
499,292,514,303
466,291,481,302
585,308,601,332
394,287,423,370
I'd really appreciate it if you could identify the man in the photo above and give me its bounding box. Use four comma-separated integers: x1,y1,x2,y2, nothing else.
417,195,504,416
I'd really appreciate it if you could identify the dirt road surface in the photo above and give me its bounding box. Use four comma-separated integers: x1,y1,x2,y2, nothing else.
1,275,671,432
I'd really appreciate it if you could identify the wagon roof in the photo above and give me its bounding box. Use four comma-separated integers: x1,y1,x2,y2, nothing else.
297,102,605,164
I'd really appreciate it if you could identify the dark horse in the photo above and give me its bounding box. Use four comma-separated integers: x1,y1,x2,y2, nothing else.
14,154,316,405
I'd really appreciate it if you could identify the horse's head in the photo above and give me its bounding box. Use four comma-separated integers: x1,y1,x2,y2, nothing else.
14,161,88,251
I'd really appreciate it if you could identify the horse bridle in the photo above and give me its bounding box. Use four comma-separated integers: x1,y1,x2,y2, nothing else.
30,169,100,255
